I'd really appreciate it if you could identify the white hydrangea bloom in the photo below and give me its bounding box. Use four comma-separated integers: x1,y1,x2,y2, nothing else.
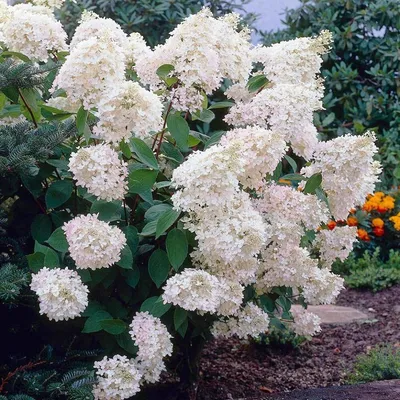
63,214,127,270
302,268,344,305
254,183,330,246
301,132,381,220
30,268,88,321
256,244,319,293
70,12,128,51
52,34,126,110
125,32,151,66
2,4,67,61
254,31,332,86
93,355,142,400
170,87,204,113
30,0,65,9
211,303,270,339
69,144,128,201
216,279,244,316
162,269,224,313
219,127,288,190
136,8,252,94
291,307,321,337
94,81,163,142
129,312,173,383
315,226,358,269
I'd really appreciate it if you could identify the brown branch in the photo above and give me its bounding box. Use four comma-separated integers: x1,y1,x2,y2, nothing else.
17,88,38,128
0,361,46,393
155,101,174,159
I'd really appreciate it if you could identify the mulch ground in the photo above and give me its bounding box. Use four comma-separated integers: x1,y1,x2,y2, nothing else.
197,285,400,400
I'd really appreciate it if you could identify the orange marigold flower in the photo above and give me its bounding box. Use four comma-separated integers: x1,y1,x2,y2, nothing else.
377,205,388,213
372,227,385,237
371,218,384,228
389,214,400,231
347,216,358,226
357,228,370,241
327,221,336,230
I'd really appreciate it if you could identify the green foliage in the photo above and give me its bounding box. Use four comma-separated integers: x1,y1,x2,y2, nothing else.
57,0,257,46
347,344,400,384
332,248,400,291
256,325,307,351
262,0,400,189
0,263,30,303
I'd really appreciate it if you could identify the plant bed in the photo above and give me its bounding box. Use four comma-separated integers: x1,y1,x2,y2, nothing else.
197,285,400,400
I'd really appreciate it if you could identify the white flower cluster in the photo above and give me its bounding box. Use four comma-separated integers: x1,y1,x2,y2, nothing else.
291,307,322,337
31,0,65,9
315,225,358,269
93,81,163,142
129,312,173,383
225,31,332,160
211,303,270,339
135,8,253,97
52,33,126,110
301,132,382,220
30,268,88,321
63,214,126,270
68,144,128,201
1,4,67,61
93,355,142,400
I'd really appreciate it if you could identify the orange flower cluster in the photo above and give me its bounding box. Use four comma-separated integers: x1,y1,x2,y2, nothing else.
389,213,400,231
363,192,395,213
357,228,370,241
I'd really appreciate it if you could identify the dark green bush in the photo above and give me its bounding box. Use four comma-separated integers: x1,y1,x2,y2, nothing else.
347,344,400,384
262,0,400,189
57,0,257,46
332,248,400,291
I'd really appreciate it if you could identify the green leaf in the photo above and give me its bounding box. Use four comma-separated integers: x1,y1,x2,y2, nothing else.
91,200,122,222
82,310,113,333
100,319,127,335
19,89,41,123
322,112,335,127
174,307,188,330
116,246,133,269
45,180,73,209
122,226,139,254
31,214,52,244
156,209,180,239
116,332,137,355
140,220,157,237
192,109,215,123
76,106,88,136
34,242,60,267
303,173,323,194
156,64,174,79
247,75,268,93
119,139,132,158
128,169,158,194
46,227,68,253
27,252,45,273
166,229,188,271
140,296,171,317
177,318,188,337
46,159,69,170
284,155,297,173
122,266,140,288
148,249,170,288
204,131,225,149
259,295,276,313
130,138,159,170
145,203,172,221
276,296,292,313
167,114,189,151
208,101,235,110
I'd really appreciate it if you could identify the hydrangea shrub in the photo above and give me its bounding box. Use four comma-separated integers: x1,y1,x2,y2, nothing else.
0,1,381,398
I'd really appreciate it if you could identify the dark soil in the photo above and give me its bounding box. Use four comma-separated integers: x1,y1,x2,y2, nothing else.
197,285,400,400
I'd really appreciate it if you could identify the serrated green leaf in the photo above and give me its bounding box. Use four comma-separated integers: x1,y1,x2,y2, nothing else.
130,137,158,170
167,114,189,151
128,169,158,194
166,229,188,271
148,249,170,288
155,209,180,238
46,227,68,253
100,319,127,335
45,180,73,209
31,214,52,244
303,173,322,194
140,296,171,317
